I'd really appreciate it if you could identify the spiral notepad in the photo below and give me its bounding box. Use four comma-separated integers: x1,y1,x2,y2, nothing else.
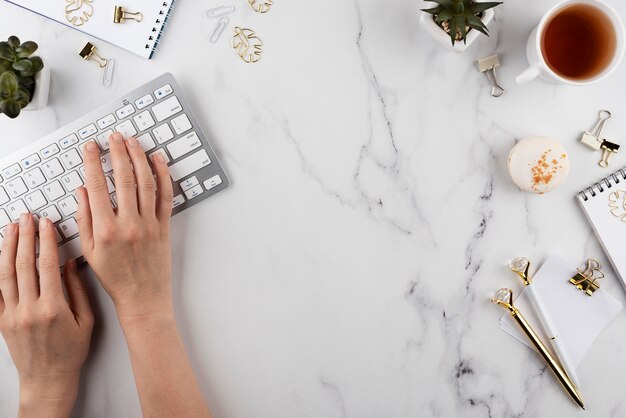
577,167,626,287
5,0,176,59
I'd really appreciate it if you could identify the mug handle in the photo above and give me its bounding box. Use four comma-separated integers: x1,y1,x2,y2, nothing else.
515,65,541,85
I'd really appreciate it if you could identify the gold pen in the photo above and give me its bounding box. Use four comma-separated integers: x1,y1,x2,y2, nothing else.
491,288,585,410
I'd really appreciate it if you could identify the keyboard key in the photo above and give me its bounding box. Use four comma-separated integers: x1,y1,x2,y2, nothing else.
184,184,203,200
148,149,171,165
41,143,60,159
24,168,46,188
55,228,63,243
137,133,156,152
133,111,156,131
171,114,192,135
111,193,118,208
167,132,202,160
115,120,137,138
97,114,116,130
40,205,62,223
169,149,211,181
58,195,78,216
59,218,79,239
60,133,79,148
2,163,22,179
60,149,82,170
96,129,114,150
204,175,223,190
0,209,10,227
78,124,97,140
6,199,28,221
79,139,99,155
42,158,64,179
116,103,135,119
172,194,185,208
6,177,28,198
21,153,41,169
135,94,154,110
152,96,182,122
154,84,173,99
25,190,47,211
56,236,82,267
153,123,174,144
43,180,65,201
100,153,113,173
61,171,84,192
180,176,199,191
0,187,9,205
106,176,115,193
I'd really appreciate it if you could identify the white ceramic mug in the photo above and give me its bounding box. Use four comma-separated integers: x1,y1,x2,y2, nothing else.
516,0,625,85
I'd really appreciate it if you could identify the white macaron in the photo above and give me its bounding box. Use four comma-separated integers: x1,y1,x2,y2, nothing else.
508,136,570,194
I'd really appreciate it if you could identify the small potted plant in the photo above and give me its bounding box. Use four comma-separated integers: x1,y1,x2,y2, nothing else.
419,0,502,52
0,36,49,119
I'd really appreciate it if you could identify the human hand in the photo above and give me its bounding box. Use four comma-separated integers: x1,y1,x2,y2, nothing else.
76,133,174,319
0,214,94,418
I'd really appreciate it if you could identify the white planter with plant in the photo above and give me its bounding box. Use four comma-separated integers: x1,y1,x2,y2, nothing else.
419,0,502,52
0,35,47,118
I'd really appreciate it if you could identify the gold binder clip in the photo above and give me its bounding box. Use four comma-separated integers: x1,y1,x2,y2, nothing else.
569,258,604,296
113,6,143,23
79,42,108,68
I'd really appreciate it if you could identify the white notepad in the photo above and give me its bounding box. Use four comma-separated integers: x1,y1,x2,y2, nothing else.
500,254,622,369
577,167,626,287
4,0,175,59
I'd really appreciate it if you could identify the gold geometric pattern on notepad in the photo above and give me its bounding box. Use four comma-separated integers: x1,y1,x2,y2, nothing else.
65,0,93,27
608,190,626,221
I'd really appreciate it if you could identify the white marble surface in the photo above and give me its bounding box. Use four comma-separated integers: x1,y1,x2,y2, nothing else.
1,0,626,417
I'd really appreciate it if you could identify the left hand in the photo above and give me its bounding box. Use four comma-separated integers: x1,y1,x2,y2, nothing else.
0,214,94,418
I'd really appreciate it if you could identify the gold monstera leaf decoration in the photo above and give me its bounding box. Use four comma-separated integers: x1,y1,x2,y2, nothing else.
608,190,626,221
248,0,272,13
65,0,94,27
232,27,263,64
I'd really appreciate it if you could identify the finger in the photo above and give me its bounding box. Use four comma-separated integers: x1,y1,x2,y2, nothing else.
0,289,4,314
37,218,63,299
83,140,115,221
15,214,39,301
0,223,18,306
63,259,93,325
125,137,156,217
109,132,138,215
153,153,173,225
76,187,94,253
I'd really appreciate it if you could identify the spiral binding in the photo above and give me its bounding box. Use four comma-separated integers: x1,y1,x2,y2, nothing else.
577,168,626,201
145,1,176,57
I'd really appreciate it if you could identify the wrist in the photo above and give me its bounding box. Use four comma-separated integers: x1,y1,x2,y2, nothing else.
113,289,173,322
19,376,79,418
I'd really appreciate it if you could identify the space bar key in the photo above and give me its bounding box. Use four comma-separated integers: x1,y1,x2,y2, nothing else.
169,149,211,181
57,236,82,267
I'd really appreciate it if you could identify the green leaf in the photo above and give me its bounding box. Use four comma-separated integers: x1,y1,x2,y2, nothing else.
0,89,9,100
12,59,33,73
453,0,464,13
17,75,34,88
467,14,488,31
0,42,16,62
12,86,30,107
7,36,20,48
455,16,467,43
0,99,21,118
15,41,38,58
470,2,502,13
24,56,44,76
435,9,454,22
0,71,18,94
448,18,459,45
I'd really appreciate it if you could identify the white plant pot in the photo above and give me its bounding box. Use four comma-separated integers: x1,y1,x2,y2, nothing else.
419,7,495,52
23,59,50,111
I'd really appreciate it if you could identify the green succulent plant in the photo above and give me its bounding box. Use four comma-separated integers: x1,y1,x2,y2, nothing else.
0,36,44,119
421,0,502,46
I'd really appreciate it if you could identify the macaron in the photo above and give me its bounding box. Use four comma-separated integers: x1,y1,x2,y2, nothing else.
508,136,570,194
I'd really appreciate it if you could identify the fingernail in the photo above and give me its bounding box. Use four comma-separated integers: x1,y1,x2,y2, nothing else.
39,217,49,230
5,223,15,236
85,141,97,152
127,137,138,148
112,133,123,143
19,213,29,226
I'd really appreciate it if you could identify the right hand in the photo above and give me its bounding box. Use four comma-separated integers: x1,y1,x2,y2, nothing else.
76,132,174,317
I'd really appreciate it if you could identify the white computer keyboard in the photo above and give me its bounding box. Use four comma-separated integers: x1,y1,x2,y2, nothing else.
0,73,229,265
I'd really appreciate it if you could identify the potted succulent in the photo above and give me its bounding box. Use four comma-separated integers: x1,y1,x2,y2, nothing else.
419,0,502,52
0,36,49,119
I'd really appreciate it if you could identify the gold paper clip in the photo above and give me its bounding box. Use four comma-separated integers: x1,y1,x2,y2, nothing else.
113,6,143,23
79,42,108,68
569,259,604,296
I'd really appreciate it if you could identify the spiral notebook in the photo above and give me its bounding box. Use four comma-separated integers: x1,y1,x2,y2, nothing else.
4,0,175,59
577,167,626,287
